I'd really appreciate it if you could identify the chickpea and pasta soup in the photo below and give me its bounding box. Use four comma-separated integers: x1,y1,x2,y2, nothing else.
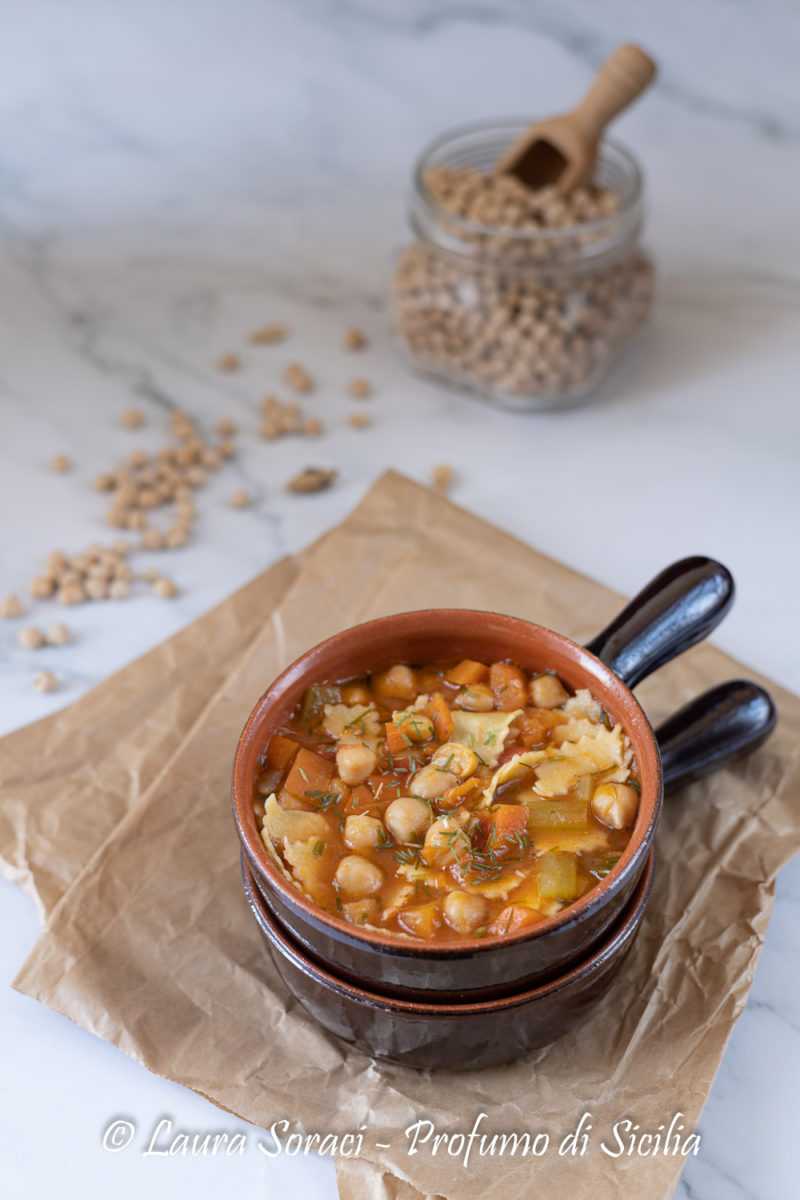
253,658,640,942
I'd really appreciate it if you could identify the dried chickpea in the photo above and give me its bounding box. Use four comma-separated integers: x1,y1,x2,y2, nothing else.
46,551,69,573
50,454,72,473
121,408,145,429
18,626,45,649
304,418,324,437
347,411,371,429
249,324,288,345
1,595,22,619
29,576,55,600
165,527,189,548
283,363,313,393
153,577,178,599
57,582,87,606
347,377,371,399
431,464,454,493
140,528,166,551
228,490,252,509
343,328,367,351
108,578,131,600
45,623,70,645
92,472,116,492
218,438,237,459
217,352,239,372
85,577,109,601
215,418,237,436
286,467,336,494
33,670,59,693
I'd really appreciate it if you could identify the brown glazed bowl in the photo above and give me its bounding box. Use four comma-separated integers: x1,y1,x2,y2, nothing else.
231,559,774,998
241,850,656,1069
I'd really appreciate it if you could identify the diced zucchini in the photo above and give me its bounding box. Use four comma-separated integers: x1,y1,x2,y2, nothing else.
526,798,589,832
299,683,341,725
536,850,579,901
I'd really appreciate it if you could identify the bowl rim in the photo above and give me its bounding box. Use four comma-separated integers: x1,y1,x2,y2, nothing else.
232,608,663,959
242,849,655,1015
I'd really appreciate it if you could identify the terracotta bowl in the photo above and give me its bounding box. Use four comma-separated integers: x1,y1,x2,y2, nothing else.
241,850,655,1070
232,559,760,997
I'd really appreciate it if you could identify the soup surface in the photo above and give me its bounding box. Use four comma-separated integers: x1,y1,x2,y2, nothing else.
253,658,640,941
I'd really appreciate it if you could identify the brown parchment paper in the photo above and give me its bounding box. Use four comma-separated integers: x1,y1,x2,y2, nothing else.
7,471,800,1200
0,554,300,919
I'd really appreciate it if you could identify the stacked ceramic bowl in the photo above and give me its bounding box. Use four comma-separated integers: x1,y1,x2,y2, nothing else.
232,559,775,1070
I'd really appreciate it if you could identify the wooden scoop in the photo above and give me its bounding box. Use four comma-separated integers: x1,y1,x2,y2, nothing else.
494,44,657,194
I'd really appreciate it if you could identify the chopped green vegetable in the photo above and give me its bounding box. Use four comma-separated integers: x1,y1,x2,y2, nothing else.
299,683,341,725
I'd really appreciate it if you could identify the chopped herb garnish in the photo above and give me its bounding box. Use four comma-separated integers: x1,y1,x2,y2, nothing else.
313,840,325,857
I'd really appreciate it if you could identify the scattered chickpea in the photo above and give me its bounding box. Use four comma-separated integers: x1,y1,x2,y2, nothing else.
57,582,87,606
165,527,189,548
218,438,237,459
283,363,314,393
216,352,240,372
186,466,206,488
259,420,280,440
153,577,178,599
347,377,372,399
46,551,69,573
304,418,324,437
45,623,70,646
248,324,288,345
140,528,166,551
431,464,454,493
128,449,149,469
347,411,371,429
108,579,131,600
18,626,45,650
33,670,59,694
343,328,367,351
28,576,55,600
85,577,109,601
121,408,145,429
228,490,252,509
50,454,72,473
1,595,22,619
92,472,116,492
140,567,160,582
215,418,237,437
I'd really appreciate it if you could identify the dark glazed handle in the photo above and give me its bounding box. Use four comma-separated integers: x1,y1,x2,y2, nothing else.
584,557,735,688
656,680,777,795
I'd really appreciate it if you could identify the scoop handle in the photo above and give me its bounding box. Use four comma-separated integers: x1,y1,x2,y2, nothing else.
656,681,777,794
572,44,657,142
584,557,735,689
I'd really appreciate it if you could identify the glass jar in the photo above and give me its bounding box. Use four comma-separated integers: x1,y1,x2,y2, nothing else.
391,119,654,411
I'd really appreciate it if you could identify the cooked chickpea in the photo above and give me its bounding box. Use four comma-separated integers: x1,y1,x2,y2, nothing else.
341,683,371,705
421,814,472,867
430,742,478,779
591,782,640,830
334,854,383,898
335,743,378,786
384,796,433,844
530,673,569,708
444,890,489,934
408,763,458,800
454,683,494,712
344,814,385,853
377,663,416,698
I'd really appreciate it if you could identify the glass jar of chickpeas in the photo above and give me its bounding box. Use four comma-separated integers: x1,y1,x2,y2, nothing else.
391,118,654,411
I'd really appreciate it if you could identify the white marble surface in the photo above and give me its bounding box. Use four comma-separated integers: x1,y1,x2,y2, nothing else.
1,2,799,1197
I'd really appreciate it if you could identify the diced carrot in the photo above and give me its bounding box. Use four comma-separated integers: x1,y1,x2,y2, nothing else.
489,662,528,711
342,784,377,817
265,733,300,771
488,804,528,846
283,747,336,799
518,707,566,749
367,772,405,805
446,659,489,687
397,902,441,939
425,692,455,741
489,904,544,936
438,777,482,811
385,720,412,755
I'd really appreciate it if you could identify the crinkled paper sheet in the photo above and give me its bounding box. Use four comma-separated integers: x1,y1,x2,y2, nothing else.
3,472,799,1200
